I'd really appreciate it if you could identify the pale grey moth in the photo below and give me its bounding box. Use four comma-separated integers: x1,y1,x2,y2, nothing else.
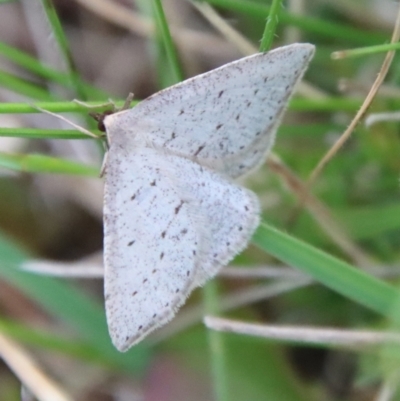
103,43,315,351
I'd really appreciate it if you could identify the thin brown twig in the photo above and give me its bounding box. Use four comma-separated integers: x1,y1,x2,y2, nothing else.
267,154,374,267
308,3,400,185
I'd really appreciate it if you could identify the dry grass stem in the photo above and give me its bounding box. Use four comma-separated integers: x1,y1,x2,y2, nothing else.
204,316,400,348
0,332,73,401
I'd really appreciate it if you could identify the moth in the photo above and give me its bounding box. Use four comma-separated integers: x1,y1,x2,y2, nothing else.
100,43,314,351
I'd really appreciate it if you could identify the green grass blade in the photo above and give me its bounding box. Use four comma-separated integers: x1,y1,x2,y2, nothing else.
0,317,107,364
259,0,283,52
204,281,228,401
289,97,363,112
0,41,107,99
0,152,99,176
332,42,400,59
39,0,88,99
0,70,54,100
253,223,399,320
0,100,134,114
151,0,184,83
338,203,400,240
0,128,94,140
0,97,364,115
